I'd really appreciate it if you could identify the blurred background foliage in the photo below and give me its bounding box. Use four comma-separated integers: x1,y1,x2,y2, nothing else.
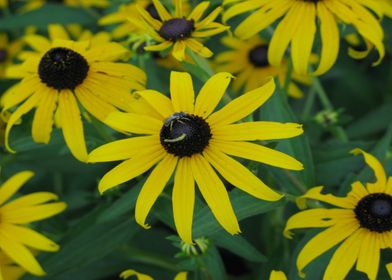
1,1,392,279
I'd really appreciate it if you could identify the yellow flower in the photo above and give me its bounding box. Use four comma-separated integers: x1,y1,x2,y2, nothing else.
285,149,392,280
223,0,385,76
0,171,66,277
136,0,229,61
269,270,287,280
215,35,311,98
2,25,147,162
120,269,187,280
99,0,190,40
19,0,109,12
0,33,24,79
89,71,303,244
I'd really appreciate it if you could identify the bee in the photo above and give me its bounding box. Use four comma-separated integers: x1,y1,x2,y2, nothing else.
163,112,190,143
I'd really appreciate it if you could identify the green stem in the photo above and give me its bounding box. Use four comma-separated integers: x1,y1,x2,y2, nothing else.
301,87,316,121
312,76,349,142
283,170,307,194
283,58,293,96
125,248,180,272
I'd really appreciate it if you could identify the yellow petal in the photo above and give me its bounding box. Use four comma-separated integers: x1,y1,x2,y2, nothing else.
212,140,303,171
170,71,194,113
135,154,177,228
98,147,165,194
32,89,57,144
88,136,159,163
204,147,282,201
24,35,50,53
188,2,209,21
298,186,356,209
105,112,162,134
207,77,275,126
137,90,174,119
173,158,195,244
58,91,88,162
0,171,34,206
0,231,45,276
212,122,303,141
269,270,287,280
297,221,359,277
152,0,172,21
194,72,233,118
356,230,381,280
174,272,188,280
172,41,186,61
2,224,59,252
284,208,354,239
323,228,364,280
120,269,153,280
48,24,70,40
191,154,240,235
2,192,59,210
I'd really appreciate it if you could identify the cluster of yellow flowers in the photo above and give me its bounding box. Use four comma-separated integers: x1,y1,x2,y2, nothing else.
0,0,392,279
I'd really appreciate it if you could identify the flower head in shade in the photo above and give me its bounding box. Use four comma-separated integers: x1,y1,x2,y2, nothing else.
0,33,24,78
215,35,311,98
285,149,392,280
99,0,190,40
0,171,66,277
2,25,147,162
223,0,385,75
135,0,229,61
89,71,303,243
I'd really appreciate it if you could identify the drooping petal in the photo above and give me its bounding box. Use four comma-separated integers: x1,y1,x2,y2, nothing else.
297,221,360,277
0,171,34,206
323,228,364,280
191,154,240,235
194,72,233,118
170,71,194,113
212,140,303,171
207,77,275,126
120,269,153,280
172,158,195,244
97,147,165,194
58,91,88,162
356,230,381,280
204,147,282,201
135,154,177,228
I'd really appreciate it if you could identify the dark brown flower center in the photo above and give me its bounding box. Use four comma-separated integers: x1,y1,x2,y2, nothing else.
354,193,392,233
248,45,269,67
159,18,195,41
38,47,89,90
160,112,211,157
0,49,7,63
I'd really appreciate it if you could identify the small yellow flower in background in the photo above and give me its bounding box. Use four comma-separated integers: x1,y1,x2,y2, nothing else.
19,0,109,12
215,35,311,98
269,270,287,280
99,0,190,40
0,171,66,277
135,0,229,61
89,71,303,244
0,252,25,280
0,33,24,79
1,25,147,162
223,0,385,76
285,149,392,280
120,269,187,280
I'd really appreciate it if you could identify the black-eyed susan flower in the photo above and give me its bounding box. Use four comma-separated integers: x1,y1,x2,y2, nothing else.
0,171,66,277
215,35,310,98
0,33,24,78
285,149,392,280
99,0,190,40
20,0,109,12
136,0,229,61
89,71,303,243
2,28,147,162
0,251,25,280
223,0,385,75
